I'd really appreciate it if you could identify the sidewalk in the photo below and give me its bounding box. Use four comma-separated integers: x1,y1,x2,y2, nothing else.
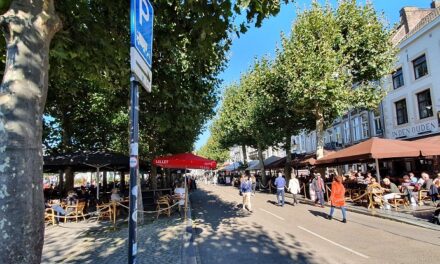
42,215,186,264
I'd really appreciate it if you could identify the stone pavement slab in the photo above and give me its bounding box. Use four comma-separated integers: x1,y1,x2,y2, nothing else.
42,215,185,264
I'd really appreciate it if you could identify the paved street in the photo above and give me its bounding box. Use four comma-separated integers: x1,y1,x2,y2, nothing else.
191,184,440,264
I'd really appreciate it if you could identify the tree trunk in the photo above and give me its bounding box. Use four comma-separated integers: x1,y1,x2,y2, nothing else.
64,166,74,192
0,1,61,263
151,165,158,190
58,169,64,195
241,144,248,167
257,144,266,185
103,171,107,192
315,108,325,160
284,135,292,182
120,171,126,192
136,168,144,225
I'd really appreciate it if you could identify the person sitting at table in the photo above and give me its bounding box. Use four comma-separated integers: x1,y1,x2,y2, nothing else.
363,173,373,185
382,178,401,210
110,188,123,202
174,182,186,215
409,172,418,184
400,175,418,206
367,178,382,193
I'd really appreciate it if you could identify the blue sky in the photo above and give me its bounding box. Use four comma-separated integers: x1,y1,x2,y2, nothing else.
194,0,431,150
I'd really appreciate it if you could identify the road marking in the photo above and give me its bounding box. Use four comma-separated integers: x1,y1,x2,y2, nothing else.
297,226,369,259
259,208,285,221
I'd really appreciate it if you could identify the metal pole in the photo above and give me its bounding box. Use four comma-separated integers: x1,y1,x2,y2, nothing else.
375,158,381,183
96,167,100,201
128,76,139,264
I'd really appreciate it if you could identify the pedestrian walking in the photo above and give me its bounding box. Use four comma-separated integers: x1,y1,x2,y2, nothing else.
274,172,286,206
251,175,257,196
241,175,253,212
328,175,347,223
312,173,325,207
288,172,300,206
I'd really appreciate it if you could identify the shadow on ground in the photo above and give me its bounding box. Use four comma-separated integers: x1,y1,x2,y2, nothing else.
43,213,184,264
191,186,324,264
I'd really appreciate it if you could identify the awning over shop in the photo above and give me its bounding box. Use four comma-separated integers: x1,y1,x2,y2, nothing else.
315,137,440,166
152,153,217,170
43,151,149,173
245,156,282,171
218,162,242,172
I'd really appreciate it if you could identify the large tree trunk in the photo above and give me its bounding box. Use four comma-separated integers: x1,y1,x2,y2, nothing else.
241,144,248,167
0,1,61,263
284,135,292,182
257,144,266,185
63,166,74,192
315,108,325,160
151,165,158,190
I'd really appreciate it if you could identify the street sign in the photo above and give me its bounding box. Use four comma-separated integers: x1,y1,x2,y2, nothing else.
130,0,154,92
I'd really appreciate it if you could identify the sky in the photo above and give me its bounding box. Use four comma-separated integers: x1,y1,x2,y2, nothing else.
194,0,432,150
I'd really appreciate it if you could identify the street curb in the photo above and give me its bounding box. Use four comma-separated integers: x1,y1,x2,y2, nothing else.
290,194,440,231
182,197,199,264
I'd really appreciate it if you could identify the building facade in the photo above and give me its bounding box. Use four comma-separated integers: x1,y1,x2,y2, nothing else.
384,2,440,140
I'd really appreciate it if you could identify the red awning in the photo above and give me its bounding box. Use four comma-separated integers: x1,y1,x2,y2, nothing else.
152,153,217,170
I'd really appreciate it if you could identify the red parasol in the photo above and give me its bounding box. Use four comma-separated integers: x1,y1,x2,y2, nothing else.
152,153,217,170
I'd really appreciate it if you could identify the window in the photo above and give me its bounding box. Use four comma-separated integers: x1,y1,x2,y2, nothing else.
395,99,408,125
343,121,350,144
334,126,342,144
352,117,362,141
361,114,369,139
417,89,433,119
392,68,404,89
374,117,383,135
413,54,428,79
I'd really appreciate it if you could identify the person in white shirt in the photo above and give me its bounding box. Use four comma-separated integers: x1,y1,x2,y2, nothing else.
174,182,186,216
288,172,300,206
110,188,123,202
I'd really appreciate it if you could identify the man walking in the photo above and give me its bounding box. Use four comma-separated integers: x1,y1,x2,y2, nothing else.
288,172,300,206
312,173,325,208
275,172,286,206
241,175,253,212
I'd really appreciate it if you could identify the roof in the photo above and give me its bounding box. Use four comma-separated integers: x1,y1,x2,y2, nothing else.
245,156,282,171
316,137,440,166
399,7,440,44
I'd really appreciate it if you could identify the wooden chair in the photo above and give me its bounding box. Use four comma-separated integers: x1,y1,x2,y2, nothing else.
368,190,384,209
156,196,171,219
96,202,113,221
390,194,409,211
64,201,86,223
45,208,57,225
418,190,431,206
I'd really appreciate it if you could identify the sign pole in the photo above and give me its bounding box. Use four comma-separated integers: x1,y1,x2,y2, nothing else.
128,75,139,264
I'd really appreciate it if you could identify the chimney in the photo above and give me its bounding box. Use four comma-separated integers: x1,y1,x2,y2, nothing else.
432,1,440,8
399,6,433,33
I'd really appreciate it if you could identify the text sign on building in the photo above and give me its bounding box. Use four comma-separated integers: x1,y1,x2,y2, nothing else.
130,0,154,92
390,120,438,139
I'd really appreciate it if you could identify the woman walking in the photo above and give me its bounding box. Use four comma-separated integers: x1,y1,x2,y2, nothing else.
241,175,253,212
328,175,347,223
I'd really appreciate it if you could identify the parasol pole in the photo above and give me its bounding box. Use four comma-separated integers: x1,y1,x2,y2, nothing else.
375,158,381,182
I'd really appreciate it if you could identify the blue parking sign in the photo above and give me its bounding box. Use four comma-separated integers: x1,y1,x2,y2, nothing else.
130,0,154,92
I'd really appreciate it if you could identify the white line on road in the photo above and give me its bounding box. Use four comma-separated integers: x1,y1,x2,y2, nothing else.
259,208,285,221
297,226,369,259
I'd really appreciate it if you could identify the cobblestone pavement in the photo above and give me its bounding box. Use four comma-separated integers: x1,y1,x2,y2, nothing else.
42,215,185,264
